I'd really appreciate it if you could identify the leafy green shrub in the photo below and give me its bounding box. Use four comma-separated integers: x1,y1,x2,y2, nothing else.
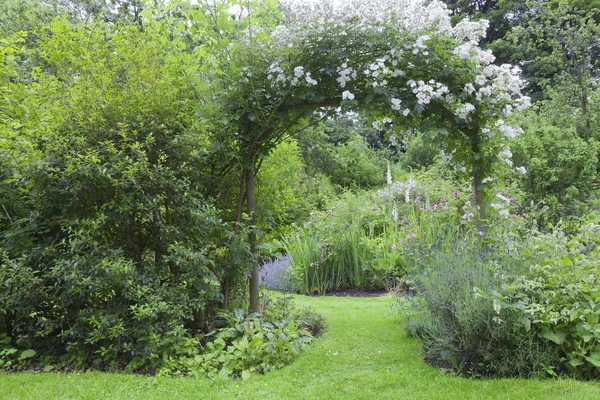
511,117,598,226
257,140,321,239
0,233,224,373
490,224,600,379
398,217,600,379
0,20,249,373
296,118,386,189
398,131,441,171
400,231,560,378
163,296,323,378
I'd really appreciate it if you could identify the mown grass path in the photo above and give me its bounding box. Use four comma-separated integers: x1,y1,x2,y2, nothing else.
2,295,600,399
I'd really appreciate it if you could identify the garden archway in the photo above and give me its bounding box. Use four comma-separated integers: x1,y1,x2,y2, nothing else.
219,0,530,312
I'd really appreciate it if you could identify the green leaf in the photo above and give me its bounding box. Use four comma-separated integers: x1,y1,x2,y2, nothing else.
19,349,36,360
560,257,572,267
568,358,584,367
43,365,55,372
584,352,600,367
519,317,531,331
241,369,251,381
540,330,568,345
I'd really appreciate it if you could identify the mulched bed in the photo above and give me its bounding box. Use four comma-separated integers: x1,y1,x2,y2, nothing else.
322,288,388,297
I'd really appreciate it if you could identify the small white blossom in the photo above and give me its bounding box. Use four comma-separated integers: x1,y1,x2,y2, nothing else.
305,72,318,85
496,193,510,202
456,103,475,119
294,66,305,78
342,90,355,100
391,98,402,110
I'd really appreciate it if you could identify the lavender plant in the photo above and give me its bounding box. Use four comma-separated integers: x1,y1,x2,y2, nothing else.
259,255,293,293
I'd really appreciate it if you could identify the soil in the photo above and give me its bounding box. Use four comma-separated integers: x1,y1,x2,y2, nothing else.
322,288,388,297
423,356,453,371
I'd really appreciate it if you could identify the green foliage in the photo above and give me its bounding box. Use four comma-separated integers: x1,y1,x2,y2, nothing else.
162,296,323,378
490,0,600,103
490,224,600,378
399,225,561,378
296,118,386,189
397,132,440,171
257,140,337,240
283,171,469,294
285,222,370,294
0,18,249,373
511,114,598,226
399,213,600,378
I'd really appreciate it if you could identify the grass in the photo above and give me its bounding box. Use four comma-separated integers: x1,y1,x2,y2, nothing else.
2,294,600,399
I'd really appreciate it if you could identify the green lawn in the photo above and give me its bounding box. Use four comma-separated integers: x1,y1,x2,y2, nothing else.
1,295,600,399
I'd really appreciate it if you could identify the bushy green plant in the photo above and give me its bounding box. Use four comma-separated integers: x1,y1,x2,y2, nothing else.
490,224,600,379
400,228,560,378
398,131,441,171
296,118,386,189
284,224,370,294
162,296,324,379
257,140,338,241
398,214,600,379
511,114,598,226
0,19,248,373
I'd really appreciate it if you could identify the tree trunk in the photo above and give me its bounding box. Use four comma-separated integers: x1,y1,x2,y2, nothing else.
472,167,486,222
471,140,486,230
221,169,248,309
220,277,230,309
246,166,260,313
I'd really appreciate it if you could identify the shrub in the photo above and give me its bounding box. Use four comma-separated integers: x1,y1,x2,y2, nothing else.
490,224,600,379
163,296,324,378
398,131,440,171
259,255,293,293
398,217,600,379
296,118,386,189
400,231,560,378
511,117,598,226
0,20,247,373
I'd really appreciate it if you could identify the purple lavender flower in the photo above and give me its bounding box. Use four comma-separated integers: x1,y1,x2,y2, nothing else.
259,255,293,292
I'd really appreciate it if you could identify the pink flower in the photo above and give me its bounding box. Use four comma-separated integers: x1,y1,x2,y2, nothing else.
390,244,397,249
